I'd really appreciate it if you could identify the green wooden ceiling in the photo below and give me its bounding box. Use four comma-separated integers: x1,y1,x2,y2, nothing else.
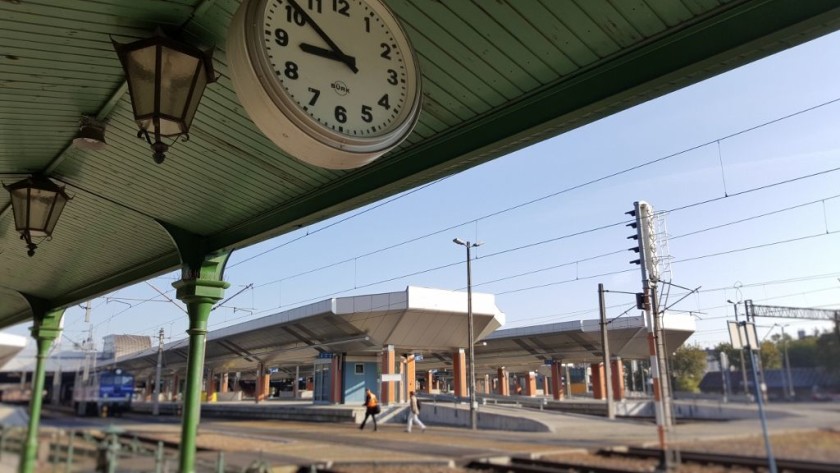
1,0,839,326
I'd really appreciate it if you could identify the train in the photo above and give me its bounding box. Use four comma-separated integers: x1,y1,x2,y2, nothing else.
72,368,135,416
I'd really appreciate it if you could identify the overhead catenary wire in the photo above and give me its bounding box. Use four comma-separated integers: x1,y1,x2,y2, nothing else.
81,94,840,337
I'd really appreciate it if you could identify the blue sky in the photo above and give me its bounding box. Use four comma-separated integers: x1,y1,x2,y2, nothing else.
11,29,840,352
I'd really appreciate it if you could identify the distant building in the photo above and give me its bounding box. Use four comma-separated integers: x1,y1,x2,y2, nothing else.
102,335,151,363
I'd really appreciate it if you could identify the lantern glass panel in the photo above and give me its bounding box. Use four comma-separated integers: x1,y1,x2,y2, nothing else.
183,64,208,133
159,45,200,135
125,45,157,123
26,187,60,237
8,187,27,232
44,192,68,237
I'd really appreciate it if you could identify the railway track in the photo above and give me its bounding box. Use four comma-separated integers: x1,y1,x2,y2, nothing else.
601,447,840,472
468,449,840,473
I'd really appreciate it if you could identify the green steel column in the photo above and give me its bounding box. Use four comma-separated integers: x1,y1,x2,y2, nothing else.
173,253,229,473
20,309,63,473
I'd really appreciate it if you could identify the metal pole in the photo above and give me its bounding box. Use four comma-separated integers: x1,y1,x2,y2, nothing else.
781,326,794,400
745,336,778,473
598,283,615,419
153,328,164,416
179,299,214,473
466,243,477,431
733,303,750,400
21,337,52,473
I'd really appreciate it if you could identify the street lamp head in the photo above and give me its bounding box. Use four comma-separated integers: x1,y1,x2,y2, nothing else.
472,241,484,248
453,238,466,246
726,299,735,304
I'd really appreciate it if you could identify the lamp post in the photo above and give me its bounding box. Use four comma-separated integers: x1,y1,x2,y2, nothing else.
778,324,794,400
453,237,481,430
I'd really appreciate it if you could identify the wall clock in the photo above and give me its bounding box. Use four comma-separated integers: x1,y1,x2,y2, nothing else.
227,0,422,169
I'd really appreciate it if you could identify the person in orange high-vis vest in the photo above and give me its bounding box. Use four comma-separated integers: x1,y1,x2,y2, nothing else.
359,388,379,431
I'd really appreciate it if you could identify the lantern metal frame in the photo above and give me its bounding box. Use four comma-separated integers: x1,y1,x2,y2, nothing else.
3,175,71,257
112,30,217,164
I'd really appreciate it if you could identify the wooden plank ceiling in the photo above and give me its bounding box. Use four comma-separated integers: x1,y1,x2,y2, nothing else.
1,0,839,326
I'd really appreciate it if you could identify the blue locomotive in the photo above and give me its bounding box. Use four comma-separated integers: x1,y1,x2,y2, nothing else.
73,368,135,416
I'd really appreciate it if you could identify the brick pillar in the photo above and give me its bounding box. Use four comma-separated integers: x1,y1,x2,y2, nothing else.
220,372,229,393
255,364,263,403
330,355,342,404
591,363,605,400
525,372,537,397
497,367,509,396
380,345,395,404
405,355,416,396
542,374,550,396
611,358,625,401
426,370,434,393
551,362,565,400
452,349,467,398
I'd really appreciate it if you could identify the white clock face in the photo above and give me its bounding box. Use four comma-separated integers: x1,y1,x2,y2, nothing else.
259,0,414,139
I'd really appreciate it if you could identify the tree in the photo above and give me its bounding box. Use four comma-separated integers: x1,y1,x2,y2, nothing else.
759,340,781,370
671,345,707,392
786,336,818,368
815,332,840,374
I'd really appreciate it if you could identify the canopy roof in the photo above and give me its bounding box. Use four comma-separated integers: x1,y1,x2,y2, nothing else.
2,0,840,325
116,286,504,375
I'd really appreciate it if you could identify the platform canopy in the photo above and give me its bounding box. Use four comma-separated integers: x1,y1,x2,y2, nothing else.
2,1,840,325
116,286,504,376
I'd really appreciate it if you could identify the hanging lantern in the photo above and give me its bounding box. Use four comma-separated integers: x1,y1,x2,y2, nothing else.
4,176,70,257
112,30,216,164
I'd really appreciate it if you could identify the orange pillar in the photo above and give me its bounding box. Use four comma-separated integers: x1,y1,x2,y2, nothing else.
542,374,549,396
452,349,467,398
497,367,509,396
207,369,217,399
611,358,625,401
405,355,416,396
550,362,565,400
262,373,271,400
525,372,537,397
591,363,605,400
172,374,180,400
220,372,229,393
380,345,395,404
484,374,491,394
426,370,434,393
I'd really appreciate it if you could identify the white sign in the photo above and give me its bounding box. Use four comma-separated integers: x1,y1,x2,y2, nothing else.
381,374,402,382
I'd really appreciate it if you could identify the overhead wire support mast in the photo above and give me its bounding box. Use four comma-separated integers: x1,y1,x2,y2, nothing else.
744,300,840,344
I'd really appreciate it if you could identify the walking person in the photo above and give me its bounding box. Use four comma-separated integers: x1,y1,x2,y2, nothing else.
406,391,426,433
359,388,380,431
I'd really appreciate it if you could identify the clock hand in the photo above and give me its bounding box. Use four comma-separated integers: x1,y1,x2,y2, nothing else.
300,43,357,71
287,0,358,74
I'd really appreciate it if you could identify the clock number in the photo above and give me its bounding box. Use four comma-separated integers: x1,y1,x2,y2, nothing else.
361,105,373,123
274,28,289,46
380,43,391,60
378,94,390,110
284,61,299,80
308,0,322,13
285,5,306,25
332,0,349,16
387,69,398,85
335,106,347,123
307,87,320,106
364,17,370,33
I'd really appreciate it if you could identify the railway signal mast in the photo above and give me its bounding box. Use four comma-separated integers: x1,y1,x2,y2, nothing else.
627,201,673,450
